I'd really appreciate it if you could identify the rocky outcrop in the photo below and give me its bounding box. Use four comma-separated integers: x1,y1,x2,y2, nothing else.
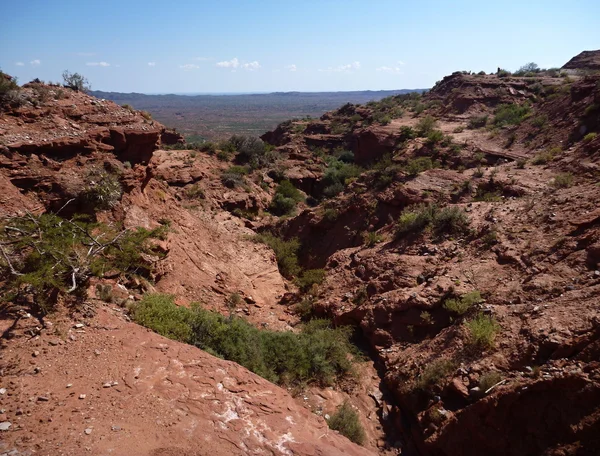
0,304,373,456
562,50,600,71
1,83,166,165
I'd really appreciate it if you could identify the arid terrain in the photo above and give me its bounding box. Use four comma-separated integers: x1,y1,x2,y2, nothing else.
1,50,599,456
89,90,422,141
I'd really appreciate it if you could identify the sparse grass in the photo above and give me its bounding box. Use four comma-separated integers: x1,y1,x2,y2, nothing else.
583,132,598,143
468,115,488,129
364,231,383,247
531,114,548,129
443,291,482,315
184,184,205,199
327,402,366,446
552,172,573,189
480,230,498,249
479,371,503,392
466,313,500,350
532,147,561,165
133,294,356,387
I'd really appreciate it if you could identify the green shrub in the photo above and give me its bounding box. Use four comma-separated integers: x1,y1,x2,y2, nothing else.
253,234,300,278
405,157,437,176
327,402,366,445
269,180,304,215
133,294,355,387
416,359,456,391
552,172,573,189
228,135,274,168
426,129,445,145
467,115,488,129
81,170,122,209
493,103,531,126
132,293,194,341
399,125,416,141
416,115,437,137
62,70,90,92
0,213,166,310
323,208,340,222
364,231,383,247
531,151,554,165
0,70,21,108
583,132,598,143
396,204,469,238
221,165,248,188
466,313,500,349
531,114,548,128
432,206,471,235
479,371,503,392
396,204,436,236
443,291,482,315
321,158,363,198
497,69,511,78
295,269,326,292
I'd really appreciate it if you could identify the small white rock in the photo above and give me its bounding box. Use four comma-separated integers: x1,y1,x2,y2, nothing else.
84,428,92,435
0,422,12,431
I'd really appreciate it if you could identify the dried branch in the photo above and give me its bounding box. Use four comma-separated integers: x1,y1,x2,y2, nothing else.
0,244,23,276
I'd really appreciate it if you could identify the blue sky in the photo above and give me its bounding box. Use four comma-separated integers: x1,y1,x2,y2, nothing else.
1,0,599,93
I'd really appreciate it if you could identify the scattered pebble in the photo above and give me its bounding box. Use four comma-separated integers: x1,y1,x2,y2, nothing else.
79,394,86,400
32,351,40,357
66,384,73,388
0,388,6,395
84,428,92,435
103,383,112,388
0,421,11,431
37,396,49,402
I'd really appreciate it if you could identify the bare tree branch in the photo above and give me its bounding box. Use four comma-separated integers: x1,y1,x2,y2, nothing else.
0,244,23,276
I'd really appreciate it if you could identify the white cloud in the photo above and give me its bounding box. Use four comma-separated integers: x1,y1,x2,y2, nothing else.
285,64,297,72
216,58,261,71
30,59,41,66
148,62,156,67
241,61,261,71
376,62,404,74
319,61,361,72
86,61,110,67
15,62,24,66
216,57,239,69
179,63,200,70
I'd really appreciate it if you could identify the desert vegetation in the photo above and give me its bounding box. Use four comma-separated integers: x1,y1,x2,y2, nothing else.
133,294,356,386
